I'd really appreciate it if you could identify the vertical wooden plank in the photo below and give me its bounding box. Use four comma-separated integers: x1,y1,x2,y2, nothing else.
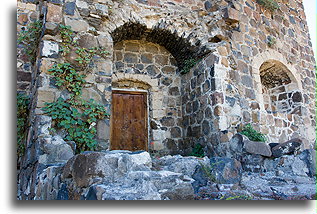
110,91,148,151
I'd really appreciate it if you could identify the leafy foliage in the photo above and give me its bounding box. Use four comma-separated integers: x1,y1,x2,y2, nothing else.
43,24,110,153
43,97,109,153
189,143,205,157
59,24,76,56
48,63,86,96
180,58,199,74
75,46,109,70
17,93,30,158
17,20,43,62
59,24,109,70
240,124,267,142
257,0,279,12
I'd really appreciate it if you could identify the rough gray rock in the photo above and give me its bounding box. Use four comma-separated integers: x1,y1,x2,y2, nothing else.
209,157,242,184
244,140,272,157
228,134,271,157
240,172,316,200
41,41,59,58
271,138,302,157
61,151,195,200
153,155,209,177
39,135,74,165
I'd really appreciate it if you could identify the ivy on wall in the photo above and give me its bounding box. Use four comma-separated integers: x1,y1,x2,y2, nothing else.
17,20,43,63
43,25,110,153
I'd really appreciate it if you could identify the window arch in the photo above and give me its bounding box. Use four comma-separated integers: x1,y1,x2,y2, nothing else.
259,60,302,114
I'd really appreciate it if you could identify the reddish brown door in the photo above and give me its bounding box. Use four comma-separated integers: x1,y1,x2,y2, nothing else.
110,91,148,151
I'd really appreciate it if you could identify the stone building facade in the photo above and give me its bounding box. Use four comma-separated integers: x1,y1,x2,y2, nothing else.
17,0,315,199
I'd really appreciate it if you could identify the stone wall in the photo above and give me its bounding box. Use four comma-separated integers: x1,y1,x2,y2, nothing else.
17,0,316,200
219,0,316,148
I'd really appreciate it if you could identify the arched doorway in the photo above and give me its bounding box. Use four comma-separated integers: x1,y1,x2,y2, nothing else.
111,39,182,153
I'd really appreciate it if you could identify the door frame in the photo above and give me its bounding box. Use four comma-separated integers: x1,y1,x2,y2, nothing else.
110,89,149,151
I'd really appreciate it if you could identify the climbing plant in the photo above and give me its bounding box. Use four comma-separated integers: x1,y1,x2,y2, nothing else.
17,93,30,158
17,20,43,63
43,24,110,153
48,63,86,96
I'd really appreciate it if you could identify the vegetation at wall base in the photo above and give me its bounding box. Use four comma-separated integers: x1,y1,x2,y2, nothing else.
240,123,267,142
17,93,30,159
189,143,205,157
43,97,109,153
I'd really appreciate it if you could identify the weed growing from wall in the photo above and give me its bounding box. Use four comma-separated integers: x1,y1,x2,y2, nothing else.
267,36,276,48
240,124,267,142
180,58,199,74
256,0,280,12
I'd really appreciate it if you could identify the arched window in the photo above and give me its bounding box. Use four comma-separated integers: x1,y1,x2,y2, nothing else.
260,60,302,115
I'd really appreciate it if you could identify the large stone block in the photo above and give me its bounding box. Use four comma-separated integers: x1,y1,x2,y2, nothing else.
41,41,59,58
223,8,240,23
37,90,56,107
97,120,110,140
46,3,63,23
81,88,103,104
244,140,272,157
64,17,89,32
271,138,302,158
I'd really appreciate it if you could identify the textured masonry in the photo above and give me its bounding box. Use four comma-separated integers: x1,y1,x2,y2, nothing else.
17,0,316,200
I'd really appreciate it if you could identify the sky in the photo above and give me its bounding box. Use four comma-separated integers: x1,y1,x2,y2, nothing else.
303,0,317,60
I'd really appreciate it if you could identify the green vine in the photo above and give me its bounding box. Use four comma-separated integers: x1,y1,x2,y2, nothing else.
43,24,110,153
240,124,267,142
59,24,109,70
48,63,86,96
59,24,76,56
256,0,279,12
43,98,108,153
17,93,30,158
17,20,43,63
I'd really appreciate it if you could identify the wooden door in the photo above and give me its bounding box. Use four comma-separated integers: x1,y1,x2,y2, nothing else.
110,91,148,151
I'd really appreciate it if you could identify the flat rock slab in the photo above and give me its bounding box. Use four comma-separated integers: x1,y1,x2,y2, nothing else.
244,140,272,157
271,138,302,158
